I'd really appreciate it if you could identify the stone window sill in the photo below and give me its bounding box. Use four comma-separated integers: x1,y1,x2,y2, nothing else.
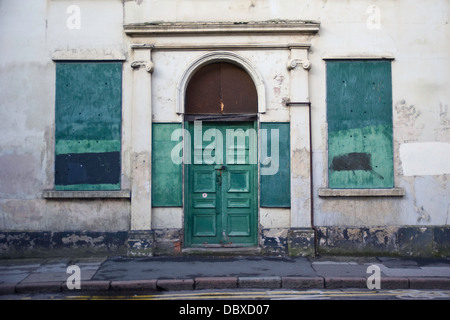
318,188,405,197
43,190,131,199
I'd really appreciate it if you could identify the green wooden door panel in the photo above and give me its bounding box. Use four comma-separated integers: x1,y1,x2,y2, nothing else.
227,198,251,208
193,215,217,237
187,163,221,244
227,170,250,193
185,122,257,247
227,214,250,236
326,60,393,189
260,123,290,207
152,123,183,206
222,163,256,243
193,197,217,209
193,170,217,193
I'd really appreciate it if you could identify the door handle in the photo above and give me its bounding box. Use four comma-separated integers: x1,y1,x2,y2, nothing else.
216,172,222,186
215,165,226,186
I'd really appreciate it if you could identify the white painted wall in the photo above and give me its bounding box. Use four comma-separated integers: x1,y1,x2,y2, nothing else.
400,142,450,177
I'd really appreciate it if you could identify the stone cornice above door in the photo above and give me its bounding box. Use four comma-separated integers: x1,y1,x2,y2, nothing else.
124,20,320,37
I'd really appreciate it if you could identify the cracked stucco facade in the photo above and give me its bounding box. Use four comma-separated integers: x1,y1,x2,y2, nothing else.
0,0,448,257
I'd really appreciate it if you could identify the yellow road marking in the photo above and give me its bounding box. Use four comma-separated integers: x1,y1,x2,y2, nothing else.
65,290,404,300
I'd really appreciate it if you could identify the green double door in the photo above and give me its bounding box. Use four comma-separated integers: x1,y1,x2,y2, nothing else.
185,121,257,247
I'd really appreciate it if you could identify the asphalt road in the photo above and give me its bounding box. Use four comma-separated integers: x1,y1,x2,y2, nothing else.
2,288,450,300
3,288,448,319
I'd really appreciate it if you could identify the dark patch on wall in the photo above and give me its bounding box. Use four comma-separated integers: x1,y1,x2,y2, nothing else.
330,152,384,180
331,152,371,171
55,151,120,185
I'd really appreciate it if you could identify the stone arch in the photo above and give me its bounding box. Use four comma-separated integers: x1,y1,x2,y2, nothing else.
176,51,266,114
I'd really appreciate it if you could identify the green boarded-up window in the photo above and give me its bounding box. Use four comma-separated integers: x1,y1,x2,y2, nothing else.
152,123,183,206
55,62,122,190
326,60,393,189
260,123,290,207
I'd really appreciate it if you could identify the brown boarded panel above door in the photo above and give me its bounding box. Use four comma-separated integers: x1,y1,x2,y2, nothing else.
185,62,257,115
220,62,258,114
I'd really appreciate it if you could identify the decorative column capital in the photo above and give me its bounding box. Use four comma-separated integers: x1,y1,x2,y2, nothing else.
287,58,311,71
131,60,154,73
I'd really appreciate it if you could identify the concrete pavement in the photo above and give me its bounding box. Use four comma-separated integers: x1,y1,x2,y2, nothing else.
1,255,450,295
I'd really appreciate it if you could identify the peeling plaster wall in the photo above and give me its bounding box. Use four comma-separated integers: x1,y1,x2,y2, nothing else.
0,0,130,232
308,0,450,229
124,0,449,228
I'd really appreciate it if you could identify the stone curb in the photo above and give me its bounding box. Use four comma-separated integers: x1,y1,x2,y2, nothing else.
15,281,63,294
409,277,450,289
156,279,195,291
77,281,111,292
281,276,324,289
238,276,281,289
194,277,238,290
2,276,450,295
324,277,367,289
380,277,409,289
111,280,158,292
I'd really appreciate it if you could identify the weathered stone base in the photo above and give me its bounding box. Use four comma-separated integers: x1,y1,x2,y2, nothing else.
261,228,316,257
153,228,316,257
288,228,316,257
0,231,128,258
1,226,448,258
153,229,183,255
0,229,175,258
127,230,154,257
317,226,450,257
261,228,288,255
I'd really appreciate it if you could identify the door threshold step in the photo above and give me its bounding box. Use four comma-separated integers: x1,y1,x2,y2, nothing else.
182,247,262,256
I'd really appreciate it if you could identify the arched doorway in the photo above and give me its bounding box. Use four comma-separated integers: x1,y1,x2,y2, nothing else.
184,61,259,247
185,62,257,117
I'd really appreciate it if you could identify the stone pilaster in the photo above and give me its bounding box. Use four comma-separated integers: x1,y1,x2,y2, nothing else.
287,45,313,229
128,45,154,256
